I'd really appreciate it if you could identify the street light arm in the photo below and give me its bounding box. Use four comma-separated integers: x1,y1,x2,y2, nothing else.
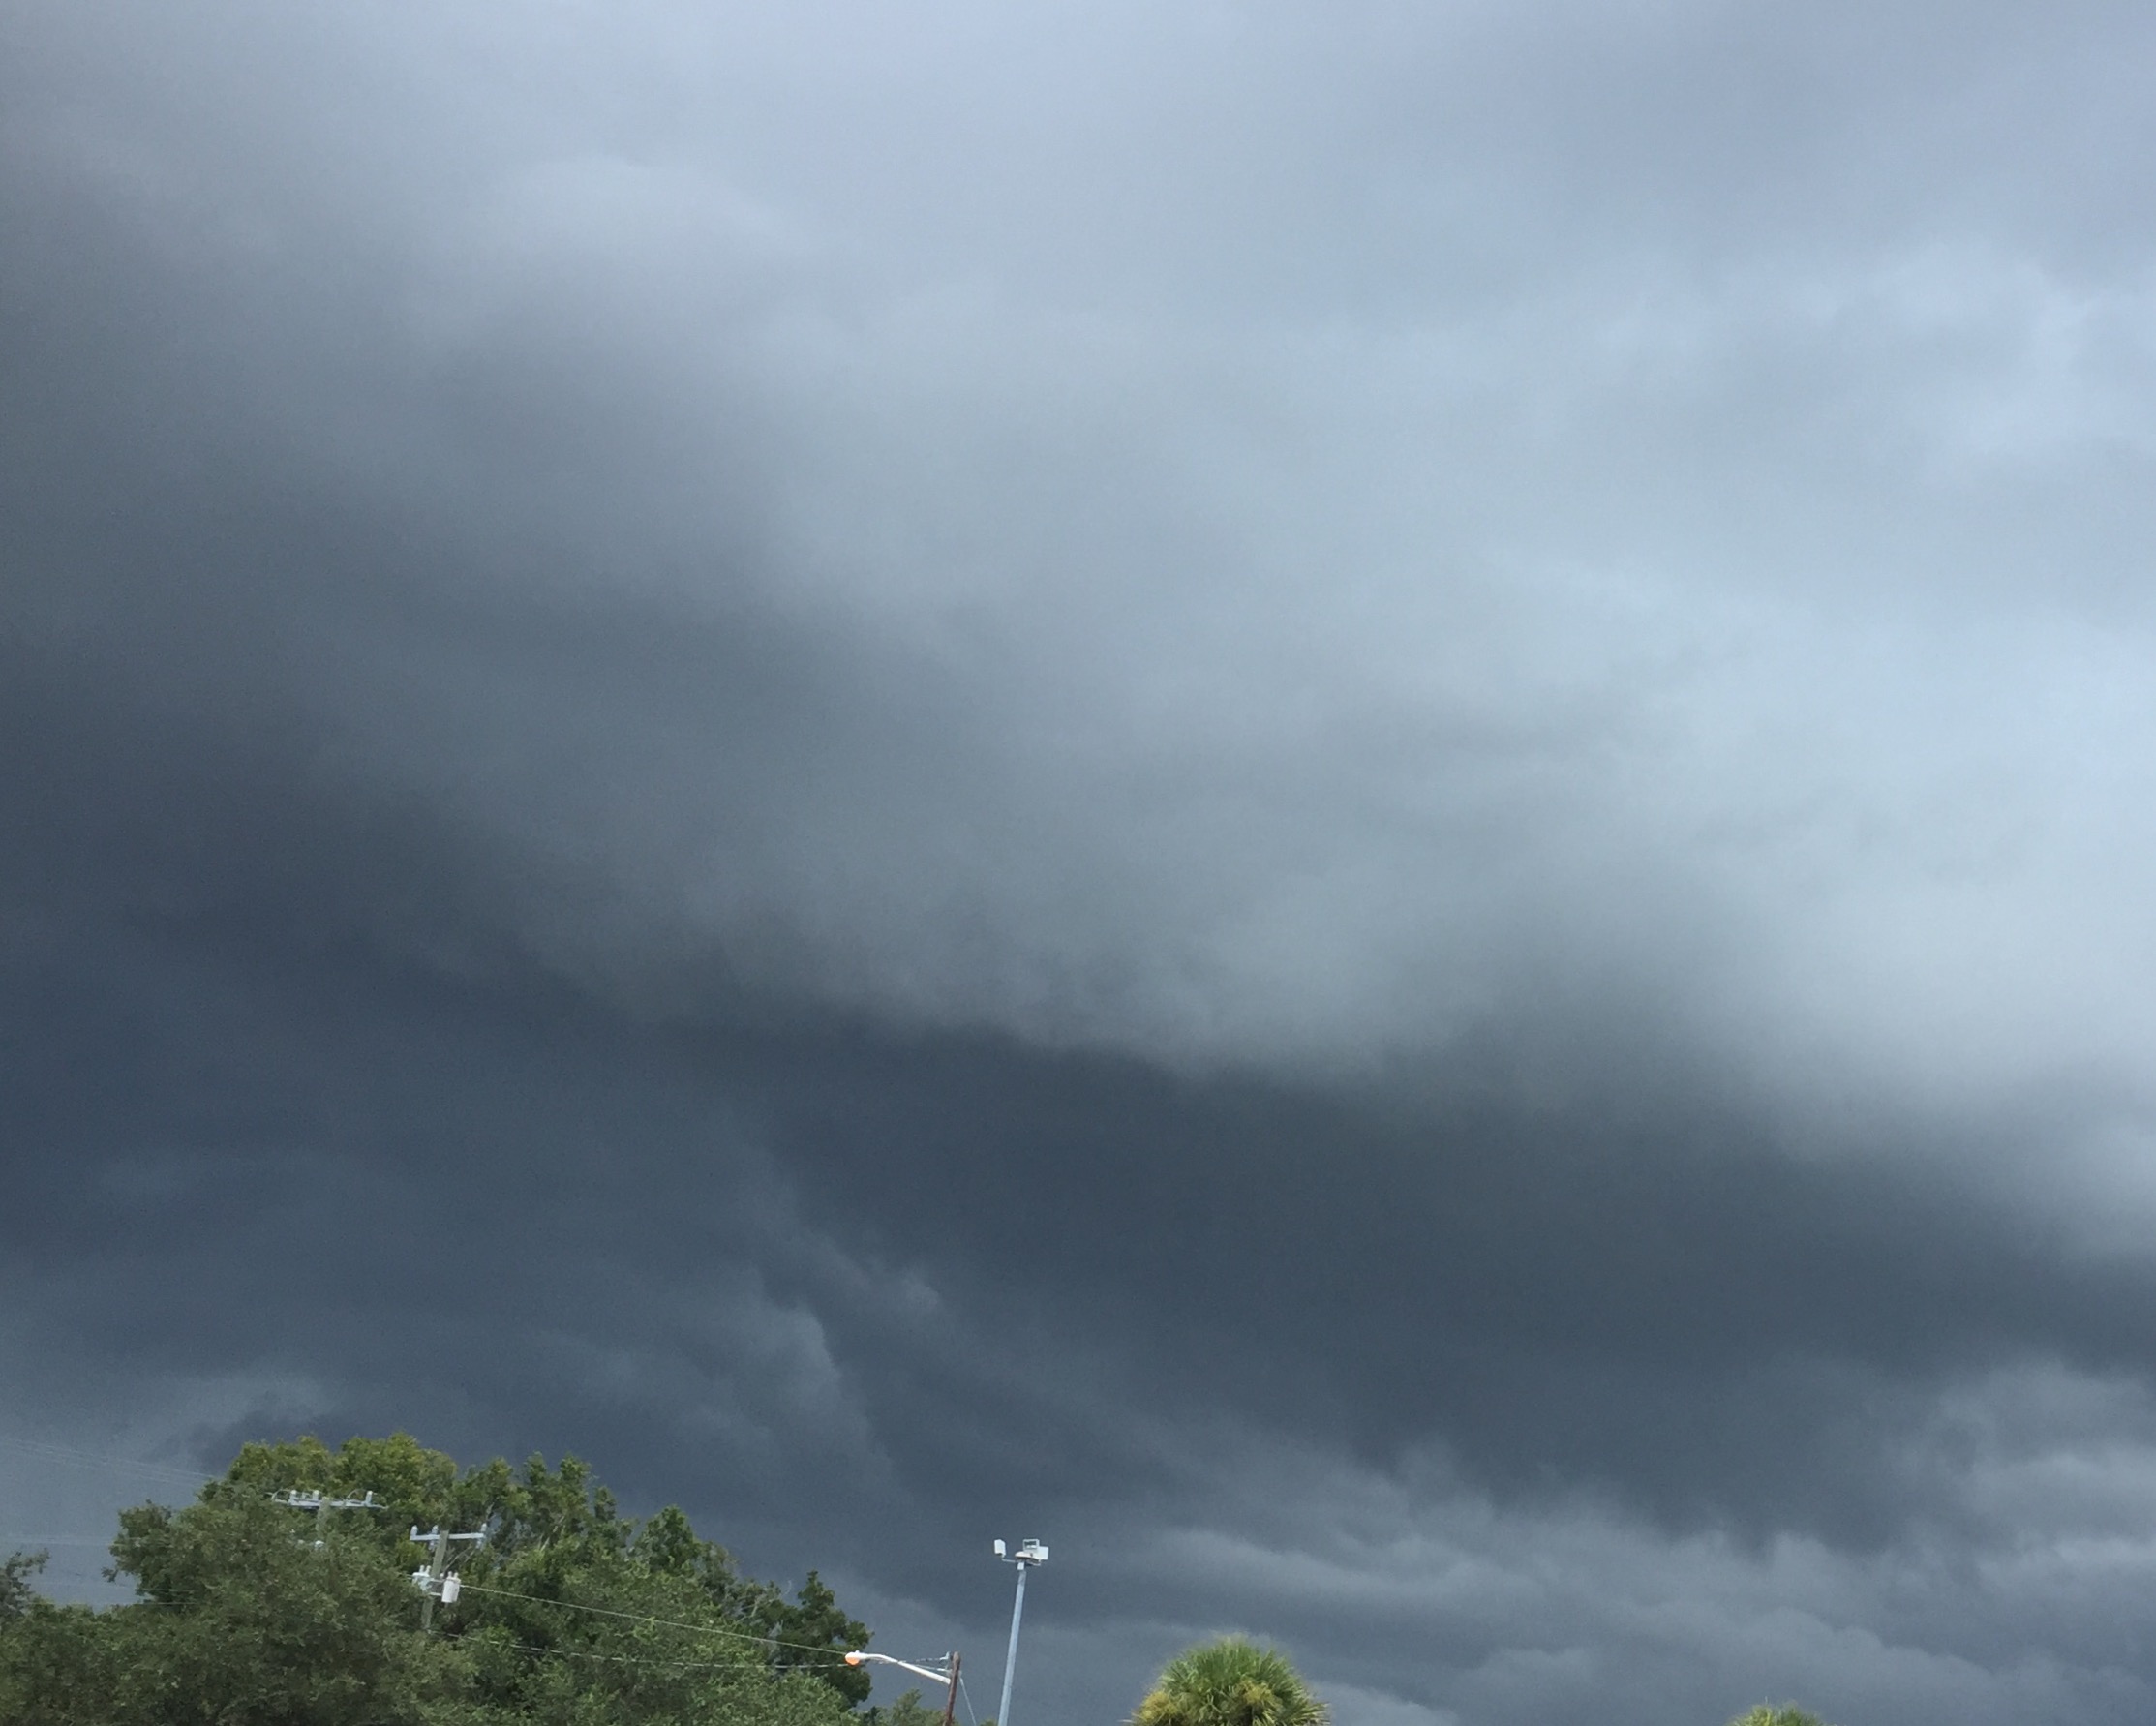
844,1651,955,1687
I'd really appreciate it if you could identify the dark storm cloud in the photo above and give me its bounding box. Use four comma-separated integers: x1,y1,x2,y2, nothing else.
9,792,2156,1726
0,715,2147,1543
8,683,2156,1726
9,3,2156,1724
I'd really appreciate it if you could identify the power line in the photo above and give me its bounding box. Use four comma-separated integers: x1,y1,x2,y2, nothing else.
453,1579,853,1658
0,1435,208,1490
0,1535,113,1548
449,1579,914,1666
5,1557,913,1681
510,1638,956,1688
495,1638,769,1674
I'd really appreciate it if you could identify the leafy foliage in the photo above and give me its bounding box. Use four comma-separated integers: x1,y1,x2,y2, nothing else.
0,1432,872,1726
0,1550,46,1621
1131,1637,1328,1726
1725,1709,1831,1726
864,1686,948,1726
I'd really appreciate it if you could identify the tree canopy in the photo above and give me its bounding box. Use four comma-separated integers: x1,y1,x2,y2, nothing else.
0,1431,876,1726
1131,1637,1327,1726
3,1446,1843,1726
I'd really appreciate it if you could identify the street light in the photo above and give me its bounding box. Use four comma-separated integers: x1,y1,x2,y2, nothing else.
991,1539,1048,1726
845,1651,956,1687
845,1649,962,1726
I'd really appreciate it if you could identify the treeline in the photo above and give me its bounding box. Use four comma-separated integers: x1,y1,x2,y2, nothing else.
0,1432,910,1726
0,1432,1837,1726
1123,1641,1832,1726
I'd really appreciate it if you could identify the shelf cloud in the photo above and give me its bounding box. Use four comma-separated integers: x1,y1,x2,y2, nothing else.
8,4,2156,1723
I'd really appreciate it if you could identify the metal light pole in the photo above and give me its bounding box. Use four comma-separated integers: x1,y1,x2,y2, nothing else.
992,1539,1048,1726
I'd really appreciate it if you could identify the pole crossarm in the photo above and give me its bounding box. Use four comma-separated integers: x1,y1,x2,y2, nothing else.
272,1487,392,1548
410,1524,487,1627
271,1489,387,1513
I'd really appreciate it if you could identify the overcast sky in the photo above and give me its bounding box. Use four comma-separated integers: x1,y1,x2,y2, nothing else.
7,3,2156,1722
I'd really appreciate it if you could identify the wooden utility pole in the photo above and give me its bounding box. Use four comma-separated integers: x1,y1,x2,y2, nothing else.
409,1524,484,1630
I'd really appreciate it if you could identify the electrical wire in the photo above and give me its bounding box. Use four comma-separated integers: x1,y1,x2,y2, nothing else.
0,1435,209,1489
487,1637,943,1687
449,1578,879,1665
959,1673,983,1726
0,1535,112,1547
491,1638,755,1675
57,1570,932,1688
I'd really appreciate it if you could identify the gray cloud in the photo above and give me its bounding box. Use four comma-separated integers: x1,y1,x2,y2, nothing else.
9,3,2156,1723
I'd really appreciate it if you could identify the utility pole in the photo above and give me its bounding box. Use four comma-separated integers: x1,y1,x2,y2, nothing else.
409,1524,485,1630
991,1539,1048,1726
943,1650,962,1726
271,1488,385,1546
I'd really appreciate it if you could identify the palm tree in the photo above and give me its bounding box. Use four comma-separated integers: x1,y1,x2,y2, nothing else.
1131,1637,1327,1726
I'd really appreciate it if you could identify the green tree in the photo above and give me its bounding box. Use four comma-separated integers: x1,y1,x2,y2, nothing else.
214,1433,873,1703
0,1432,870,1726
1,1549,46,1621
1131,1637,1327,1726
0,1594,116,1726
865,1688,946,1726
2,1494,435,1726
738,1568,874,1706
1726,1709,1830,1726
